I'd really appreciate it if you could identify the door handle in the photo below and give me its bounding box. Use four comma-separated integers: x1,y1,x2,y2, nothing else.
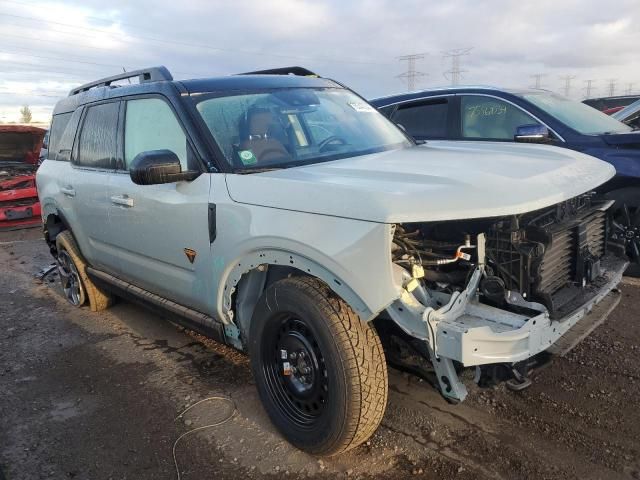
110,195,134,207
60,186,75,197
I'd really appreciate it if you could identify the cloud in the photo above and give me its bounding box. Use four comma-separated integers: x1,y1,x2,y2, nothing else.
0,0,639,123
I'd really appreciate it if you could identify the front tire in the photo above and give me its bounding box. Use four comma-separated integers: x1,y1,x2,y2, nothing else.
55,231,113,311
249,276,388,456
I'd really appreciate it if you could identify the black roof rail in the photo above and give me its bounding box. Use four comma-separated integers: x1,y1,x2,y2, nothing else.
68,66,173,96
237,66,319,77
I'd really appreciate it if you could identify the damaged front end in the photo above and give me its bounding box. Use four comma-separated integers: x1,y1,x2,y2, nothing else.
381,193,627,402
0,126,45,230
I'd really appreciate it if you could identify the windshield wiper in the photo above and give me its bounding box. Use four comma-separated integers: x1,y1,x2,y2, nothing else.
234,167,283,174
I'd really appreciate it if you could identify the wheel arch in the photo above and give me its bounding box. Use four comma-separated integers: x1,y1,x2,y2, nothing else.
43,208,70,256
603,185,640,206
219,249,383,350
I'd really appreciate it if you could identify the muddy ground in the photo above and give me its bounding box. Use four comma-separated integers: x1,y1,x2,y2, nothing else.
1,228,639,480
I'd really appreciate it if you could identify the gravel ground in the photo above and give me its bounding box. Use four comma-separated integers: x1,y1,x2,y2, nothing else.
1,228,639,480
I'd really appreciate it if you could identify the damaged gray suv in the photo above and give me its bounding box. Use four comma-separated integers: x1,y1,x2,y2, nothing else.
37,66,627,455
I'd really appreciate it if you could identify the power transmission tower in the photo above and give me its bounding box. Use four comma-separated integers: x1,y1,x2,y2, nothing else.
530,73,546,89
607,79,617,96
559,75,576,97
396,53,426,91
583,79,596,99
626,83,635,95
442,47,472,86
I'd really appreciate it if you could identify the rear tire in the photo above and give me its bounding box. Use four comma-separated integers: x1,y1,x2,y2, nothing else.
249,276,388,456
55,231,112,311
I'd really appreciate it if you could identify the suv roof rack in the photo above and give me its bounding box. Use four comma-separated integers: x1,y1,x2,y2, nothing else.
69,66,173,96
237,66,319,77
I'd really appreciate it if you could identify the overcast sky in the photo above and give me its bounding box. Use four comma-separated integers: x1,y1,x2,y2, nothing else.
1,0,639,123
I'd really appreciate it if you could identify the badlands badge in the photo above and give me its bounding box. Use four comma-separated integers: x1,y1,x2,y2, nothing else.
184,248,197,264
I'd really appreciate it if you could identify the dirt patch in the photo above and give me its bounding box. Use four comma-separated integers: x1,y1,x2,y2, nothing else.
1,234,639,479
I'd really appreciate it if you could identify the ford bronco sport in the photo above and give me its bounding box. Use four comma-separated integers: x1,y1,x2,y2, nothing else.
37,66,627,456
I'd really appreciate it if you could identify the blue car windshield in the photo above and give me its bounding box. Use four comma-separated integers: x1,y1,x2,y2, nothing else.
195,87,412,171
520,92,632,135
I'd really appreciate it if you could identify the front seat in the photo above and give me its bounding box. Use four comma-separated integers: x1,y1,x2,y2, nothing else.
239,108,292,164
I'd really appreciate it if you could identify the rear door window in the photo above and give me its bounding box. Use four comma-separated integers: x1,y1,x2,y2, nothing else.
390,99,449,139
74,102,120,169
460,95,540,140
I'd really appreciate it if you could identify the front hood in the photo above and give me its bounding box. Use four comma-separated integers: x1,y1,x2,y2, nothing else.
0,126,46,165
601,131,640,148
225,141,615,223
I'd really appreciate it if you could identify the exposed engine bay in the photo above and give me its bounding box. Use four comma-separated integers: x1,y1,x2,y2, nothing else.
392,193,623,319
0,126,45,229
382,193,627,402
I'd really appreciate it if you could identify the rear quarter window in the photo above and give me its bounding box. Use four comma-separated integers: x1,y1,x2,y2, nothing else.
48,112,72,161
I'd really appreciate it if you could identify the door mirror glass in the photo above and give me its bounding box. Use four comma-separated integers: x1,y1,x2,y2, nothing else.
514,124,552,143
129,149,198,185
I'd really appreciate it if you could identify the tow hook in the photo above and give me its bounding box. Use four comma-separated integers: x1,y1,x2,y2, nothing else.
505,367,532,391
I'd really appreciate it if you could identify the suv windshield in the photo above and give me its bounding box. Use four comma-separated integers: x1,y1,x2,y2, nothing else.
195,87,411,171
519,92,632,135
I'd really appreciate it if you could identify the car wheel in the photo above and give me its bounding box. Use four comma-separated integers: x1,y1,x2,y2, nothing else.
249,276,388,456
55,231,113,311
612,206,640,277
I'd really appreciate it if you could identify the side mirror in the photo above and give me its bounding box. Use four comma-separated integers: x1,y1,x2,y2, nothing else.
514,124,552,143
129,150,199,186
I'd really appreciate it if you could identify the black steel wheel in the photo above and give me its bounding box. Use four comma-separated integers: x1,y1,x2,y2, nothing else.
262,315,328,428
249,276,388,456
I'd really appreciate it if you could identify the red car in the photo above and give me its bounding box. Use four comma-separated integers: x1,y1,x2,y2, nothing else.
0,125,46,229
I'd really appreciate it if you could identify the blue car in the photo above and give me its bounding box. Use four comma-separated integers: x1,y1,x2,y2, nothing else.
371,87,640,264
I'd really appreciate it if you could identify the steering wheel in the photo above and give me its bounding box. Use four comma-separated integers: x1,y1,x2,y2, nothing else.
318,135,348,152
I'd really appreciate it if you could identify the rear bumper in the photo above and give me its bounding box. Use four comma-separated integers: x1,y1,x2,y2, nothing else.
435,255,627,366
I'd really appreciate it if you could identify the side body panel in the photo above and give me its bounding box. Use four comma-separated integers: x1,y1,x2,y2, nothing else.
107,172,213,313
209,174,398,322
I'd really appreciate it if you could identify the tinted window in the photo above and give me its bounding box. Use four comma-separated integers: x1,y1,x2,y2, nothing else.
75,102,119,168
48,112,72,161
391,99,448,138
124,98,193,170
461,96,540,140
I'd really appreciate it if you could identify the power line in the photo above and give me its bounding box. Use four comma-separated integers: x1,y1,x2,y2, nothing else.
607,79,617,96
559,74,576,97
583,79,596,99
625,83,635,95
442,48,472,86
530,73,546,89
396,53,426,92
